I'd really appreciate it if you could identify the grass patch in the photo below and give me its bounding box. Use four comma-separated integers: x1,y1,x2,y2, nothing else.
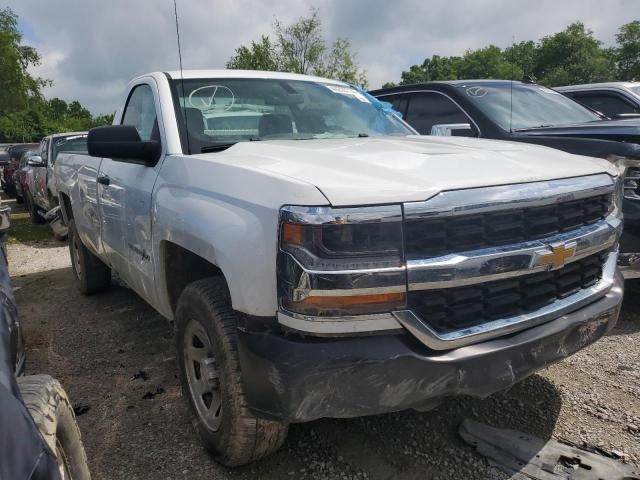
8,212,51,244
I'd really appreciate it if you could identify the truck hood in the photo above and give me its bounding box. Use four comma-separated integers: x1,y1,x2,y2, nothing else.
206,136,617,206
515,119,640,144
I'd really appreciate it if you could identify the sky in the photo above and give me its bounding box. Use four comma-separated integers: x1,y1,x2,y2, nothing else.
7,0,638,115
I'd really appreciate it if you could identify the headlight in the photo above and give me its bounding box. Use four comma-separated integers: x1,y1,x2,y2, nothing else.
278,205,406,316
606,154,640,200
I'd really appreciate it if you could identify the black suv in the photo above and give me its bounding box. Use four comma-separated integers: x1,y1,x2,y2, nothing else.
371,80,640,274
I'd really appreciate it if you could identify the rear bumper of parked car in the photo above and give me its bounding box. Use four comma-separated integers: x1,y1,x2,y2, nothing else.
237,270,623,423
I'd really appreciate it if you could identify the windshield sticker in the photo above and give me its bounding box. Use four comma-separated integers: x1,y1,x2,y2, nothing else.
323,84,370,103
466,86,488,98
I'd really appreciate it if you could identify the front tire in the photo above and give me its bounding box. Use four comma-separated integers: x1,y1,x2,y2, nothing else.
68,219,111,294
17,375,91,480
175,278,288,466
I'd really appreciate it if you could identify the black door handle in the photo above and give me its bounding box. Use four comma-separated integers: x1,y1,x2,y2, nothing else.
97,174,110,186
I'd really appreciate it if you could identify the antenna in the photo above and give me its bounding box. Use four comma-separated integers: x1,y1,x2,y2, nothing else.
509,34,514,134
173,0,190,153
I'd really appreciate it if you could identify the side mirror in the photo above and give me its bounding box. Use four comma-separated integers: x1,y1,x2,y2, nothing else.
88,125,160,166
27,155,43,166
430,123,473,136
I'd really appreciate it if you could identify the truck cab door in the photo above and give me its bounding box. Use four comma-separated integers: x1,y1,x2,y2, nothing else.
97,80,164,304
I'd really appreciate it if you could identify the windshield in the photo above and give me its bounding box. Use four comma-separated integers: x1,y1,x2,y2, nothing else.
453,82,601,130
171,78,413,154
628,85,640,96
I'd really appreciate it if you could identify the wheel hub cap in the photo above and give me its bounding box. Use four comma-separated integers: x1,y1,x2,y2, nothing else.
184,320,223,431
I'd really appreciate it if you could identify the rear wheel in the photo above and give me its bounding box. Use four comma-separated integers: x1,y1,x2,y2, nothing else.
68,219,111,294
26,192,45,224
175,278,288,466
17,375,91,480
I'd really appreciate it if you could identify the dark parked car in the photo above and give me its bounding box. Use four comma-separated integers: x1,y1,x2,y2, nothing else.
556,82,640,119
371,80,640,275
0,205,91,479
2,144,39,197
14,149,38,205
0,205,24,375
0,148,9,167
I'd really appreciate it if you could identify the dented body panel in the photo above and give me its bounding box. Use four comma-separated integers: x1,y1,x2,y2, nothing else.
237,272,623,422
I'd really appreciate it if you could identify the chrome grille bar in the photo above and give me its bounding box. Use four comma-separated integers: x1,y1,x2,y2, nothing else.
406,216,620,291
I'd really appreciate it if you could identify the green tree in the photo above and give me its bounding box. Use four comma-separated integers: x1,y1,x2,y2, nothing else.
313,38,368,88
503,40,537,80
275,9,325,75
615,20,640,80
91,113,114,127
227,9,368,87
400,55,461,84
0,8,111,142
226,36,279,71
0,7,46,115
47,98,68,121
534,22,614,86
457,46,522,79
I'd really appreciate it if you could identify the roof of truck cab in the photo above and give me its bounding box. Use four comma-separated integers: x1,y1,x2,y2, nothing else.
161,69,347,85
370,80,528,95
555,82,640,91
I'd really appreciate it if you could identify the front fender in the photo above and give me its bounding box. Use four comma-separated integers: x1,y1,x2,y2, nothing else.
152,155,328,318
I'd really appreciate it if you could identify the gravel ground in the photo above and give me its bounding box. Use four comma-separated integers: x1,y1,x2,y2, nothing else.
7,200,640,480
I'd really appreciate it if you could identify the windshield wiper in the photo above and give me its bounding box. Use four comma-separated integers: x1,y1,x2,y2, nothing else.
200,143,237,153
513,125,554,131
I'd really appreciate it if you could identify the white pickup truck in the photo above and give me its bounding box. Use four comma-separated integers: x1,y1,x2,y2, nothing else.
56,70,624,466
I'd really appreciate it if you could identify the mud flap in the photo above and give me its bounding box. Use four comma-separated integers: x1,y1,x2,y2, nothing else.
459,419,640,479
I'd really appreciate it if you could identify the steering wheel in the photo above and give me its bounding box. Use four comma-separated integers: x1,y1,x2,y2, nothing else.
188,85,235,111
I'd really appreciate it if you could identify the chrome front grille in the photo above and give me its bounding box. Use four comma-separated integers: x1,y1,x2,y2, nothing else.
397,173,621,350
404,194,611,258
407,251,606,334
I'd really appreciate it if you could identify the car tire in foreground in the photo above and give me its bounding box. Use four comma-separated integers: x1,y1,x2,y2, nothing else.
175,278,289,467
17,374,91,480
68,219,111,294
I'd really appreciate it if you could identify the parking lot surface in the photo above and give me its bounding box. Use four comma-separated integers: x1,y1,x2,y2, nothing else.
7,203,640,480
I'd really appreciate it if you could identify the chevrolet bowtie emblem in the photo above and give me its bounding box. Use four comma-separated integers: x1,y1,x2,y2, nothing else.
536,243,577,269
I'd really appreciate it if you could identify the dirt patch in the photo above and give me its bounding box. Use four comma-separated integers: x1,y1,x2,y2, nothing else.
8,212,52,244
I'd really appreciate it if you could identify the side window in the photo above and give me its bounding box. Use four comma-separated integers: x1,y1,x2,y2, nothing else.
572,92,637,116
40,139,49,162
405,92,478,137
380,94,409,117
121,84,159,142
